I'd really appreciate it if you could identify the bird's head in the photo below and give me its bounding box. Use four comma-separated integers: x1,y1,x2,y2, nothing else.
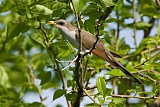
48,19,76,32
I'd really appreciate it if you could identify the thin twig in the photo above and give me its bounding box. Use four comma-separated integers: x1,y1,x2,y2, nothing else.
137,71,158,84
133,51,160,68
115,11,120,51
111,94,160,99
27,65,36,84
70,0,83,106
90,19,100,53
39,22,72,107
62,55,78,71
85,76,121,90
123,46,160,59
113,10,120,94
27,65,43,102
142,46,160,53
143,18,155,38
133,0,138,48
156,0,160,7
82,59,89,85
83,88,99,105
56,59,74,63
70,0,82,52
99,0,118,21
85,85,96,90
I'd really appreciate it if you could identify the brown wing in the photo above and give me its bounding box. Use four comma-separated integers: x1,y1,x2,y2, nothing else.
75,30,116,64
75,30,142,84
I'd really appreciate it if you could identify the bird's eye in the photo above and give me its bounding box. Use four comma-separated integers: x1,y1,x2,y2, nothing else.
58,22,65,26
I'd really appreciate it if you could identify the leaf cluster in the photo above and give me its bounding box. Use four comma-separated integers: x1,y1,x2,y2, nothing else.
0,0,160,107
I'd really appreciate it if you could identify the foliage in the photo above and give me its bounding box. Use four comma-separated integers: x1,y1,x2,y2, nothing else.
0,0,160,107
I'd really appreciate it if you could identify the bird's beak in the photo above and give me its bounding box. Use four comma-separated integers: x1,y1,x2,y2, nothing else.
47,21,57,26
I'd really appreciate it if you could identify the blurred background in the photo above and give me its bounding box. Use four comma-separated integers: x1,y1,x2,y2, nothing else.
0,0,160,107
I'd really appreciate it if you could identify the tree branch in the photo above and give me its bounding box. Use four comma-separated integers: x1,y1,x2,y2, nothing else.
133,51,160,68
111,94,160,99
27,65,43,102
99,0,118,21
70,0,83,106
143,18,155,38
83,88,100,105
137,71,158,84
39,22,71,107
132,0,138,47
123,46,160,59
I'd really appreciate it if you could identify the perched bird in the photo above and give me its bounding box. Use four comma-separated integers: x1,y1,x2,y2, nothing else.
48,19,142,84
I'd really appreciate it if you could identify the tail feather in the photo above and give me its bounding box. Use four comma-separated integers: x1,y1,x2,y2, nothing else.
115,62,143,85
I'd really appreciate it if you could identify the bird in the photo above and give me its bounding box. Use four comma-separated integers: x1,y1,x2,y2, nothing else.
48,19,142,85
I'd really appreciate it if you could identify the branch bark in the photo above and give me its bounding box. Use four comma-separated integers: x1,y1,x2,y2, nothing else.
39,22,72,107
70,0,83,106
111,94,160,99
132,0,138,47
143,18,155,38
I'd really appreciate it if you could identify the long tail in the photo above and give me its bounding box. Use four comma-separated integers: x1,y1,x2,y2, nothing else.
115,62,143,85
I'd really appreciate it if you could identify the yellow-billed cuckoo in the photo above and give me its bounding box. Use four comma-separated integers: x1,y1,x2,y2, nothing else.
48,19,142,84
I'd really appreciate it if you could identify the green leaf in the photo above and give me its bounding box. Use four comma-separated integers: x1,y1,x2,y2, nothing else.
126,66,137,73
114,0,123,11
38,71,51,85
108,98,126,105
85,70,91,80
142,4,160,17
33,5,53,15
85,103,100,107
156,84,160,92
108,69,124,76
51,2,68,17
57,49,70,58
66,92,77,101
98,96,105,104
141,91,155,95
136,22,152,30
28,31,45,46
134,38,150,55
105,18,118,23
26,102,46,107
72,0,86,13
67,80,76,87
84,18,95,34
31,53,47,69
100,0,115,8
0,66,10,87
41,81,59,89
7,22,26,41
52,41,69,49
96,77,106,97
105,88,112,96
0,0,13,12
117,81,130,93
108,102,116,107
53,89,66,101
118,38,130,55
146,99,154,104
82,3,102,17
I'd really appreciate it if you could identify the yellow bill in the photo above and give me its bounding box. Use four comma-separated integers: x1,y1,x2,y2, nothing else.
47,21,57,26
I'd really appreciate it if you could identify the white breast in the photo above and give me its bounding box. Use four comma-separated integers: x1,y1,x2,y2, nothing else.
58,26,79,49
